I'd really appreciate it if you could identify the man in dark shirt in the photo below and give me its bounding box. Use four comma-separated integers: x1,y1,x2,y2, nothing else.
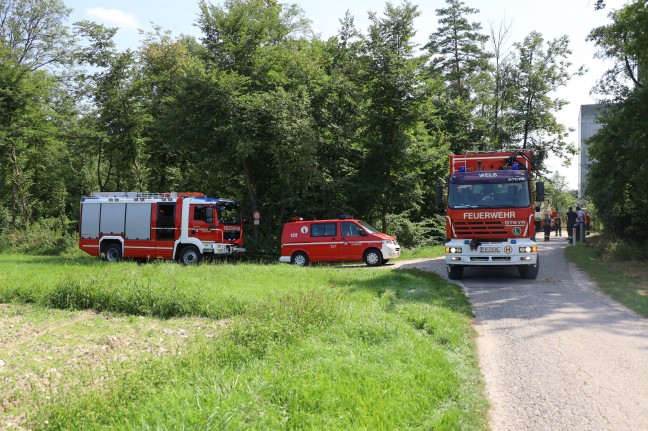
566,207,577,241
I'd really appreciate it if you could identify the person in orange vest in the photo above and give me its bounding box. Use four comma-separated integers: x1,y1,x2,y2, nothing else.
554,213,562,237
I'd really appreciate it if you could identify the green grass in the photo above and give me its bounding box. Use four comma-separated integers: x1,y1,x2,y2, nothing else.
566,243,648,318
396,244,445,261
0,254,488,430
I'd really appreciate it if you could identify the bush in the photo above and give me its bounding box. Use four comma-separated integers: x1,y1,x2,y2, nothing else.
386,213,445,249
593,235,648,261
0,217,77,255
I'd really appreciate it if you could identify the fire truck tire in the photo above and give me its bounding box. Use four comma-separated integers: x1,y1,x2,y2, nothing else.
447,265,464,280
519,259,539,279
179,246,202,265
104,243,122,262
291,251,309,266
364,248,383,266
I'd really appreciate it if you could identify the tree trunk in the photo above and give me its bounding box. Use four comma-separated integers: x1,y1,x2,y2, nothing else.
242,158,259,241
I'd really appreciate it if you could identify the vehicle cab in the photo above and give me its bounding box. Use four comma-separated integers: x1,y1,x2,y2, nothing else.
279,216,400,266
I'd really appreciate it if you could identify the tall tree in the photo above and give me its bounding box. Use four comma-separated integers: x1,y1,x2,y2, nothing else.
74,21,149,192
586,1,648,241
0,0,73,70
425,0,491,153
505,31,581,171
194,0,320,228
361,1,432,232
425,0,490,99
587,0,647,99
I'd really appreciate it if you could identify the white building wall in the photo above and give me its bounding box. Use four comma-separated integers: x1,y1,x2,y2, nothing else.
578,104,604,199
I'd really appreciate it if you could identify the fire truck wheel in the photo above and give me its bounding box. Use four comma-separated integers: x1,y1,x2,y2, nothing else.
104,243,122,262
518,258,539,279
364,248,383,267
291,251,309,266
447,265,464,280
179,246,202,265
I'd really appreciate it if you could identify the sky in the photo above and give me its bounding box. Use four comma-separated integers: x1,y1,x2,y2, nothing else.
64,0,629,189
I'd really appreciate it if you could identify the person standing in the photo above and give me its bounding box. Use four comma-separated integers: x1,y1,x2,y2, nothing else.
554,213,562,237
544,212,552,241
566,207,577,241
575,206,585,241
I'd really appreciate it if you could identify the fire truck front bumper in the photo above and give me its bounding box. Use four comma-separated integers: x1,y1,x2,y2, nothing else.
206,243,246,255
444,239,538,266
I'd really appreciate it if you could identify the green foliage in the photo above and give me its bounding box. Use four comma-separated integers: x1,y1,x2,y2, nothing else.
0,218,77,255
586,2,648,243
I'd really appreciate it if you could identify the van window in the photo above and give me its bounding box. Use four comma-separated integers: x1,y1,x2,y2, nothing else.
341,222,364,237
311,223,337,237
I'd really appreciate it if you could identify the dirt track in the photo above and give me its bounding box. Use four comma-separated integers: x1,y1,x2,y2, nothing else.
396,237,648,430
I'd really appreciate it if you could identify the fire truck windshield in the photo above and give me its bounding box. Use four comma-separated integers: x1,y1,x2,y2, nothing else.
448,179,531,209
216,203,241,225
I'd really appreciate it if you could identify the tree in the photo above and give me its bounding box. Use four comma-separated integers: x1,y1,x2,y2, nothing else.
425,0,491,153
0,0,73,70
74,21,150,192
504,31,581,171
586,1,648,241
587,0,647,100
425,0,491,99
360,1,433,232
0,44,67,227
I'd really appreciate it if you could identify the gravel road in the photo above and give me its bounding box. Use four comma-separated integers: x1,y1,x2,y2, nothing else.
395,236,648,430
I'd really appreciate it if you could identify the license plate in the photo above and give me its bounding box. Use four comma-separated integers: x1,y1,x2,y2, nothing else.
480,246,500,253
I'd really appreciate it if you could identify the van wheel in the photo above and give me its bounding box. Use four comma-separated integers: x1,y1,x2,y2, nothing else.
447,265,464,280
104,243,122,262
364,248,383,267
291,252,309,266
179,246,202,265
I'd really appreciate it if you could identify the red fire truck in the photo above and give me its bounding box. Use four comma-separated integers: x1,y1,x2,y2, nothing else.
79,192,245,264
279,216,400,266
442,151,544,280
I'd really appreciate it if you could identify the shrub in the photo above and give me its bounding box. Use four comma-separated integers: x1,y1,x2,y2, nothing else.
0,217,77,255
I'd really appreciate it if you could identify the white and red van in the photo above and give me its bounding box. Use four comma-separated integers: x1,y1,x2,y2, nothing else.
279,216,400,266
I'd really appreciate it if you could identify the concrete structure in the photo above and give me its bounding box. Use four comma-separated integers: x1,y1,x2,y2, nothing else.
578,104,604,199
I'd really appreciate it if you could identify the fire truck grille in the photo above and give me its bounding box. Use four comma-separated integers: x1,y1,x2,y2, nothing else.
454,221,507,236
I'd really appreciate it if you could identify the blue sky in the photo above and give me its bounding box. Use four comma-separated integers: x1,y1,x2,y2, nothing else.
64,0,628,188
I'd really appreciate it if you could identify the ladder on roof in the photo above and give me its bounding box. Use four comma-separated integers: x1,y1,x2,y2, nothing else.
92,192,178,199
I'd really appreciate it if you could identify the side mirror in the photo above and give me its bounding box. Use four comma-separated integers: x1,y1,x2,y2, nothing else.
536,181,545,202
206,207,214,224
359,229,368,236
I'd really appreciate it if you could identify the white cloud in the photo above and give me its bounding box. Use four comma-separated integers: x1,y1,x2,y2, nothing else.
86,7,140,30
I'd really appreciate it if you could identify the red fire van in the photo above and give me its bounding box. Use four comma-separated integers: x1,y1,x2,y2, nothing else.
279,216,400,266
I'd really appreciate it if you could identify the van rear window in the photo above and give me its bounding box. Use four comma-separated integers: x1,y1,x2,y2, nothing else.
311,223,337,237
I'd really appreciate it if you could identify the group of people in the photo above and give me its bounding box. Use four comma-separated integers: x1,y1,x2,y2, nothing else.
542,206,591,242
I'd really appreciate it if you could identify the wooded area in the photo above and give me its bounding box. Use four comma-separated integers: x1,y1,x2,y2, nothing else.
0,0,645,254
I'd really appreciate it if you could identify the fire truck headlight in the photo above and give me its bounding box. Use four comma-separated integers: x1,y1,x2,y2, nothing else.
519,246,537,253
445,247,462,253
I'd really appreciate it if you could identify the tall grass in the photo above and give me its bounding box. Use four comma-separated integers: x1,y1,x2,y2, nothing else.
0,255,488,430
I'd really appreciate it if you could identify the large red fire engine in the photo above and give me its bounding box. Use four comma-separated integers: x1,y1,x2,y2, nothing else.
442,151,544,280
79,192,245,264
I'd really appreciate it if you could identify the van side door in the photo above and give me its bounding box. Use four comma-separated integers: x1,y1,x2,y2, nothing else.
339,221,366,260
309,222,339,261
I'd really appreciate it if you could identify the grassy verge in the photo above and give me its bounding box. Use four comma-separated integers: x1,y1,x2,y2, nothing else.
566,242,648,318
396,244,445,261
0,254,488,430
